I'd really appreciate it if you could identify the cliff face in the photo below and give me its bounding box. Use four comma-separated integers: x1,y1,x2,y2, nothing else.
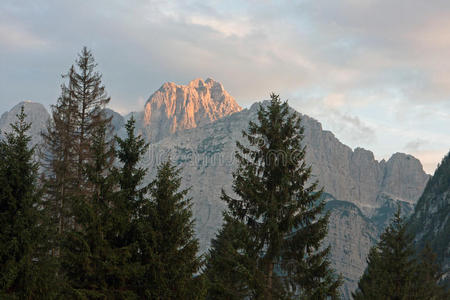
140,101,429,299
409,152,450,285
142,78,242,142
0,101,49,146
2,84,430,299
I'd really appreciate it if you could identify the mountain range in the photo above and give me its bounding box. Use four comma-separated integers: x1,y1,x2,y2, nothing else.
0,78,436,299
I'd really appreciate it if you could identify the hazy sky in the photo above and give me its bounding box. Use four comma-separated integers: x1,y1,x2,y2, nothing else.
1,0,450,174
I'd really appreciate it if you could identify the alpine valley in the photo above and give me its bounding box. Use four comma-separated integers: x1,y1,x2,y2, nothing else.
1,78,438,299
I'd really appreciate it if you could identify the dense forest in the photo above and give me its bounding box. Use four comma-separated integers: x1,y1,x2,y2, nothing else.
0,48,447,299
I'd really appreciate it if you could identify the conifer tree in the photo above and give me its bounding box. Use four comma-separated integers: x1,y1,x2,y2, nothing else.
208,94,341,299
141,160,205,300
41,80,78,249
41,47,111,240
0,107,57,299
114,116,149,236
414,245,448,299
205,213,259,300
353,207,447,299
112,116,151,295
70,47,111,185
61,122,135,298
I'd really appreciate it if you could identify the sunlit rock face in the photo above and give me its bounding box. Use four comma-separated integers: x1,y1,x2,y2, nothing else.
1,88,430,299
142,78,242,142
139,100,429,299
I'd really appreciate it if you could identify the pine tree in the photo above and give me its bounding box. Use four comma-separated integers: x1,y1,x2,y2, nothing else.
61,122,136,298
112,116,150,296
0,107,57,299
70,47,111,185
412,244,448,299
41,47,111,242
113,116,149,238
205,213,259,300
41,80,78,250
140,160,205,300
352,206,448,299
41,47,114,296
208,94,341,299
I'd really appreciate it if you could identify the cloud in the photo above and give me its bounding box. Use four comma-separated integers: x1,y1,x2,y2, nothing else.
0,22,48,50
404,139,427,152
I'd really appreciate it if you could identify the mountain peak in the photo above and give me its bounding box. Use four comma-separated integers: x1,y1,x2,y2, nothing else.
0,101,49,145
142,78,241,142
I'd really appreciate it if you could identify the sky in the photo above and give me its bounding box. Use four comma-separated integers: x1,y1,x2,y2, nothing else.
1,0,450,174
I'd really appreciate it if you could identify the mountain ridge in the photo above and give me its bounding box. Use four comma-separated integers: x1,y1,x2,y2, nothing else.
141,78,242,142
0,81,431,299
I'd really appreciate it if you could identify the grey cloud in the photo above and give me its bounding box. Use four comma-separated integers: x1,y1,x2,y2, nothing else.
332,111,377,145
404,139,427,152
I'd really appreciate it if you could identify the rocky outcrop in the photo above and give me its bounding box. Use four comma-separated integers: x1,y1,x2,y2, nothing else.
0,101,49,146
409,151,450,286
140,101,429,298
1,93,430,299
324,199,379,299
142,78,242,142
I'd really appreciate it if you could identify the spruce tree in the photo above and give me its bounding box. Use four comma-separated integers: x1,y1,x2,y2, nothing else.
41,79,79,251
41,47,111,242
205,213,259,300
70,47,111,185
208,94,341,299
141,160,205,300
414,245,448,299
0,107,57,299
352,207,448,299
112,116,151,296
41,47,114,296
61,122,136,298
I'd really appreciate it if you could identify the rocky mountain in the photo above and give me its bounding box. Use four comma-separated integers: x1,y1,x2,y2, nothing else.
0,101,49,146
142,78,242,142
1,81,430,299
140,100,429,298
409,151,450,286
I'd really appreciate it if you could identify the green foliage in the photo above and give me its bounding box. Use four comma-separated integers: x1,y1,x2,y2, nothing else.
408,150,450,291
112,117,152,296
205,213,260,300
353,207,447,299
207,94,341,299
61,122,137,299
138,160,205,300
0,107,58,299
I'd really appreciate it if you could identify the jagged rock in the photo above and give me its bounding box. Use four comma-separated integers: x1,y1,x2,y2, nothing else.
2,87,430,299
140,100,429,298
142,78,242,142
409,151,450,286
0,101,49,146
324,199,380,300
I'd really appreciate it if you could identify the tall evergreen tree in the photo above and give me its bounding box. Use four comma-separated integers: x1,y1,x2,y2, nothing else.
353,207,447,299
41,47,111,241
0,107,57,299
61,122,135,299
113,116,149,237
112,116,150,296
70,47,111,185
205,213,259,300
41,48,113,296
140,160,205,300
41,79,79,250
207,94,341,299
414,245,448,299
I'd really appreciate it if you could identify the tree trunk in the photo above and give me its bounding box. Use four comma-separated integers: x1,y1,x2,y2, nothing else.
265,261,274,300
